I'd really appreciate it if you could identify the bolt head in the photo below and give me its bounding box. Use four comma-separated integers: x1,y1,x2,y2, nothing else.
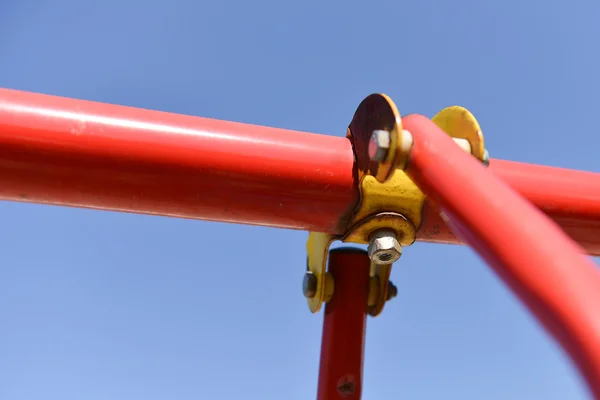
302,272,317,298
368,130,391,162
368,231,402,265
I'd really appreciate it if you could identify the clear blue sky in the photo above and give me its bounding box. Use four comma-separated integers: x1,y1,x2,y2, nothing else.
1,1,599,399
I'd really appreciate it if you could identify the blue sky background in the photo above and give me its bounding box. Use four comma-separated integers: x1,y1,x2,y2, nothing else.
1,1,599,399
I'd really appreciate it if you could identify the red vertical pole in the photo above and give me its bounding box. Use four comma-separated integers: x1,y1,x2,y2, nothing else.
317,248,371,400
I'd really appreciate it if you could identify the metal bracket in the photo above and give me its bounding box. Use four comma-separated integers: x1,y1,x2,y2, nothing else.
304,95,424,316
303,94,488,316
431,106,488,165
305,233,336,313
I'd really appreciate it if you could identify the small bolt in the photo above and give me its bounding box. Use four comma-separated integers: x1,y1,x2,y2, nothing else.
482,149,490,167
368,130,391,162
303,272,317,298
367,229,402,265
387,281,398,300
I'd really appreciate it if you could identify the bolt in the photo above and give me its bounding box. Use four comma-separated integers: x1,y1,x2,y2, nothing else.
368,130,391,162
302,272,317,298
387,281,398,300
482,149,490,167
367,229,402,265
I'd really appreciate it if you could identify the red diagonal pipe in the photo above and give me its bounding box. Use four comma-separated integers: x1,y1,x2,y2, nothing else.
402,114,600,399
0,88,599,255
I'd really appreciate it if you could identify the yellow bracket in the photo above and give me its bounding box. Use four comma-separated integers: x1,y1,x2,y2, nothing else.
432,106,486,163
305,171,425,315
305,95,487,316
305,233,336,313
305,94,426,316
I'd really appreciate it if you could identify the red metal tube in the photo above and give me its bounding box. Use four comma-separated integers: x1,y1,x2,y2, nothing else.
0,88,599,254
402,114,600,399
417,160,600,255
0,88,357,233
317,248,370,400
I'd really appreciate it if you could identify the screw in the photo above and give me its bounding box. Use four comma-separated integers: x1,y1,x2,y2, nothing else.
387,281,398,300
367,229,402,265
368,130,391,162
303,272,317,298
482,149,490,167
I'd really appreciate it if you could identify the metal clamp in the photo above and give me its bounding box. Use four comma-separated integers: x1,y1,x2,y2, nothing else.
303,94,488,316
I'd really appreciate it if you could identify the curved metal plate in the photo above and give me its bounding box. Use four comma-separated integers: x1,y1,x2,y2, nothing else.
368,263,392,317
306,232,337,313
432,106,485,162
347,94,407,183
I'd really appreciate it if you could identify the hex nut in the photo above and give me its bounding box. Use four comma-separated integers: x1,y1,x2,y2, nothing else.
367,230,402,265
368,130,391,162
302,272,317,298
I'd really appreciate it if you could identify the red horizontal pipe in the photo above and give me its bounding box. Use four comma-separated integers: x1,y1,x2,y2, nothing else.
0,88,599,255
403,114,600,399
317,248,369,400
417,160,600,255
0,88,357,233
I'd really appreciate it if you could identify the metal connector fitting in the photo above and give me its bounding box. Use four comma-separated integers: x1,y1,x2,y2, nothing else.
387,281,398,300
483,149,490,167
367,229,402,265
302,272,317,298
368,129,391,162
